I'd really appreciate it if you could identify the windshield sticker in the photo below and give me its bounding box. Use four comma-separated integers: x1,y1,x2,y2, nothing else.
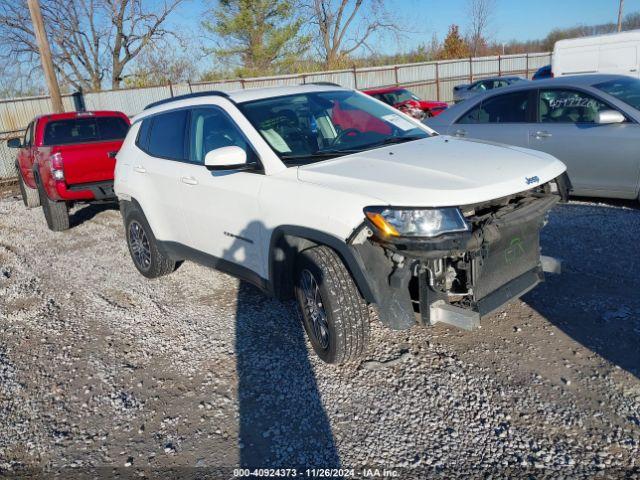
381,113,416,131
260,129,292,153
547,96,601,109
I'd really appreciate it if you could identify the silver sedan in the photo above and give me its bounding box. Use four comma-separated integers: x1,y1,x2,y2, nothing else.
427,74,640,201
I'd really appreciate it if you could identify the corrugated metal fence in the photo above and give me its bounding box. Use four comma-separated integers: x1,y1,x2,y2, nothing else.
0,52,551,180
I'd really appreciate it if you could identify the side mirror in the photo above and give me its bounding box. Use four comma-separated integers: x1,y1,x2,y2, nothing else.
204,146,249,170
6,138,22,148
596,110,625,125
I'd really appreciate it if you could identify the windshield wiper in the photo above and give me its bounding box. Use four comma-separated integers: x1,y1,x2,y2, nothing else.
280,151,344,161
375,135,426,146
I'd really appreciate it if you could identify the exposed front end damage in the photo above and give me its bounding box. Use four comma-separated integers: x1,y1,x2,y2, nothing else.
349,174,570,331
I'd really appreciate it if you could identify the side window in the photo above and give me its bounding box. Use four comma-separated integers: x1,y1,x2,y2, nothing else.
457,91,530,124
136,118,152,152
188,107,258,165
147,109,188,160
28,122,35,145
23,122,33,146
457,103,482,124
539,89,611,124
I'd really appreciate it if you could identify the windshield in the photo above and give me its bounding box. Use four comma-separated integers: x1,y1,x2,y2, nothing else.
595,77,640,111
381,89,419,104
238,90,430,164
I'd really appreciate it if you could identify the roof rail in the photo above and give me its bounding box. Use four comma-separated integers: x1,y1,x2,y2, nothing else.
303,81,342,87
144,90,230,110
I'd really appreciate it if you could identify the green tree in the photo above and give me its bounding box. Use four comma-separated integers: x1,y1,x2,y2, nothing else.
438,24,470,60
203,0,310,76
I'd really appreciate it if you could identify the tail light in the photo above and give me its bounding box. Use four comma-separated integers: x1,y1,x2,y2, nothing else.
50,151,64,181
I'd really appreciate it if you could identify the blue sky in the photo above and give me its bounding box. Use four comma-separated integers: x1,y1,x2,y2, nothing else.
416,0,640,45
171,0,640,58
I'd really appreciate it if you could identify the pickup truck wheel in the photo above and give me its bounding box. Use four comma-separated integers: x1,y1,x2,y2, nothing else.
18,174,40,208
37,181,69,231
125,210,181,278
295,246,370,364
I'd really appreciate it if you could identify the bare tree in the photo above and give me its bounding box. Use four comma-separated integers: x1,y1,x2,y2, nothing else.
0,0,185,91
309,0,401,68
466,0,496,57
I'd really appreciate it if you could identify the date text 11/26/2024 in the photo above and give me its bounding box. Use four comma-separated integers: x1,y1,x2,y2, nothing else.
233,468,400,477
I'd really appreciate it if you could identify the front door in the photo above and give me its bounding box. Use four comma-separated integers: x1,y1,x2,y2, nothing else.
178,106,266,278
451,90,534,147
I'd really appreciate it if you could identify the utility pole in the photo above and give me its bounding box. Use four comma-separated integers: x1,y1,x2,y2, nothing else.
27,0,64,113
617,0,624,32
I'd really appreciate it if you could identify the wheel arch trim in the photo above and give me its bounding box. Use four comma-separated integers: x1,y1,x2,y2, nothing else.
268,225,377,304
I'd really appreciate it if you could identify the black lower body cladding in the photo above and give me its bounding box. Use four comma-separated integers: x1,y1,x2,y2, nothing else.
352,188,562,331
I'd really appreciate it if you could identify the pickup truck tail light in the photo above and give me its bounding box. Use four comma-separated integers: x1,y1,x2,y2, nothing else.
50,151,65,181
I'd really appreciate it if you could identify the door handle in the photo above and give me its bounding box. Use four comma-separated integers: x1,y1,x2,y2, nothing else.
181,176,198,185
454,129,467,137
531,130,552,139
134,165,146,173
108,151,118,159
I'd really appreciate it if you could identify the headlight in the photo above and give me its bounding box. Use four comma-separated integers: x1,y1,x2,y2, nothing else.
364,206,470,238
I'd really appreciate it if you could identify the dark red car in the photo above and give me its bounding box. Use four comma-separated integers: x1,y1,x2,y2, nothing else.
7,111,130,231
363,87,448,119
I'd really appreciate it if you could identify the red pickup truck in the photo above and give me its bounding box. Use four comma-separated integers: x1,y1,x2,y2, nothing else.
363,87,448,120
7,111,130,231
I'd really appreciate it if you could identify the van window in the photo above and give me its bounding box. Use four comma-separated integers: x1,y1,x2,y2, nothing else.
147,110,188,160
457,91,530,124
539,89,609,123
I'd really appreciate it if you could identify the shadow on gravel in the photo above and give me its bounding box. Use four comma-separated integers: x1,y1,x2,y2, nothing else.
234,283,341,468
524,203,640,379
225,223,340,468
69,202,119,228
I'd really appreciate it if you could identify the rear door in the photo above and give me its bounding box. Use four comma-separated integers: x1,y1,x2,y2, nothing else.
528,88,640,197
133,110,191,244
451,90,535,147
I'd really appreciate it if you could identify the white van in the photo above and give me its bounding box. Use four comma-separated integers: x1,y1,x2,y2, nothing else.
553,30,640,78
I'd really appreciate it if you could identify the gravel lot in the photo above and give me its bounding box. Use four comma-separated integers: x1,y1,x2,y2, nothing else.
0,190,639,478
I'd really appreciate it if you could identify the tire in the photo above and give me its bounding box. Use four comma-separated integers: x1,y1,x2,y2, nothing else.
295,245,371,364
37,179,69,231
124,208,181,278
18,173,40,208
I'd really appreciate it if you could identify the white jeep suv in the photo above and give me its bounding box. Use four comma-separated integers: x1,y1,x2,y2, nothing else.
115,84,569,364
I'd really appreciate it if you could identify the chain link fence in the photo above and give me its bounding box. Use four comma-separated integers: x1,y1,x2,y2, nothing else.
0,52,551,180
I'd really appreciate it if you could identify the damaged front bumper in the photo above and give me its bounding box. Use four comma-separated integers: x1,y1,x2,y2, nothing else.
350,175,569,331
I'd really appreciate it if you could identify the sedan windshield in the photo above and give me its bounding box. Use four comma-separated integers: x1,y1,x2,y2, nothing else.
595,77,640,111
238,90,430,164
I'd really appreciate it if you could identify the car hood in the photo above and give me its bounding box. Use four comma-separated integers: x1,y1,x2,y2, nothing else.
296,136,566,207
